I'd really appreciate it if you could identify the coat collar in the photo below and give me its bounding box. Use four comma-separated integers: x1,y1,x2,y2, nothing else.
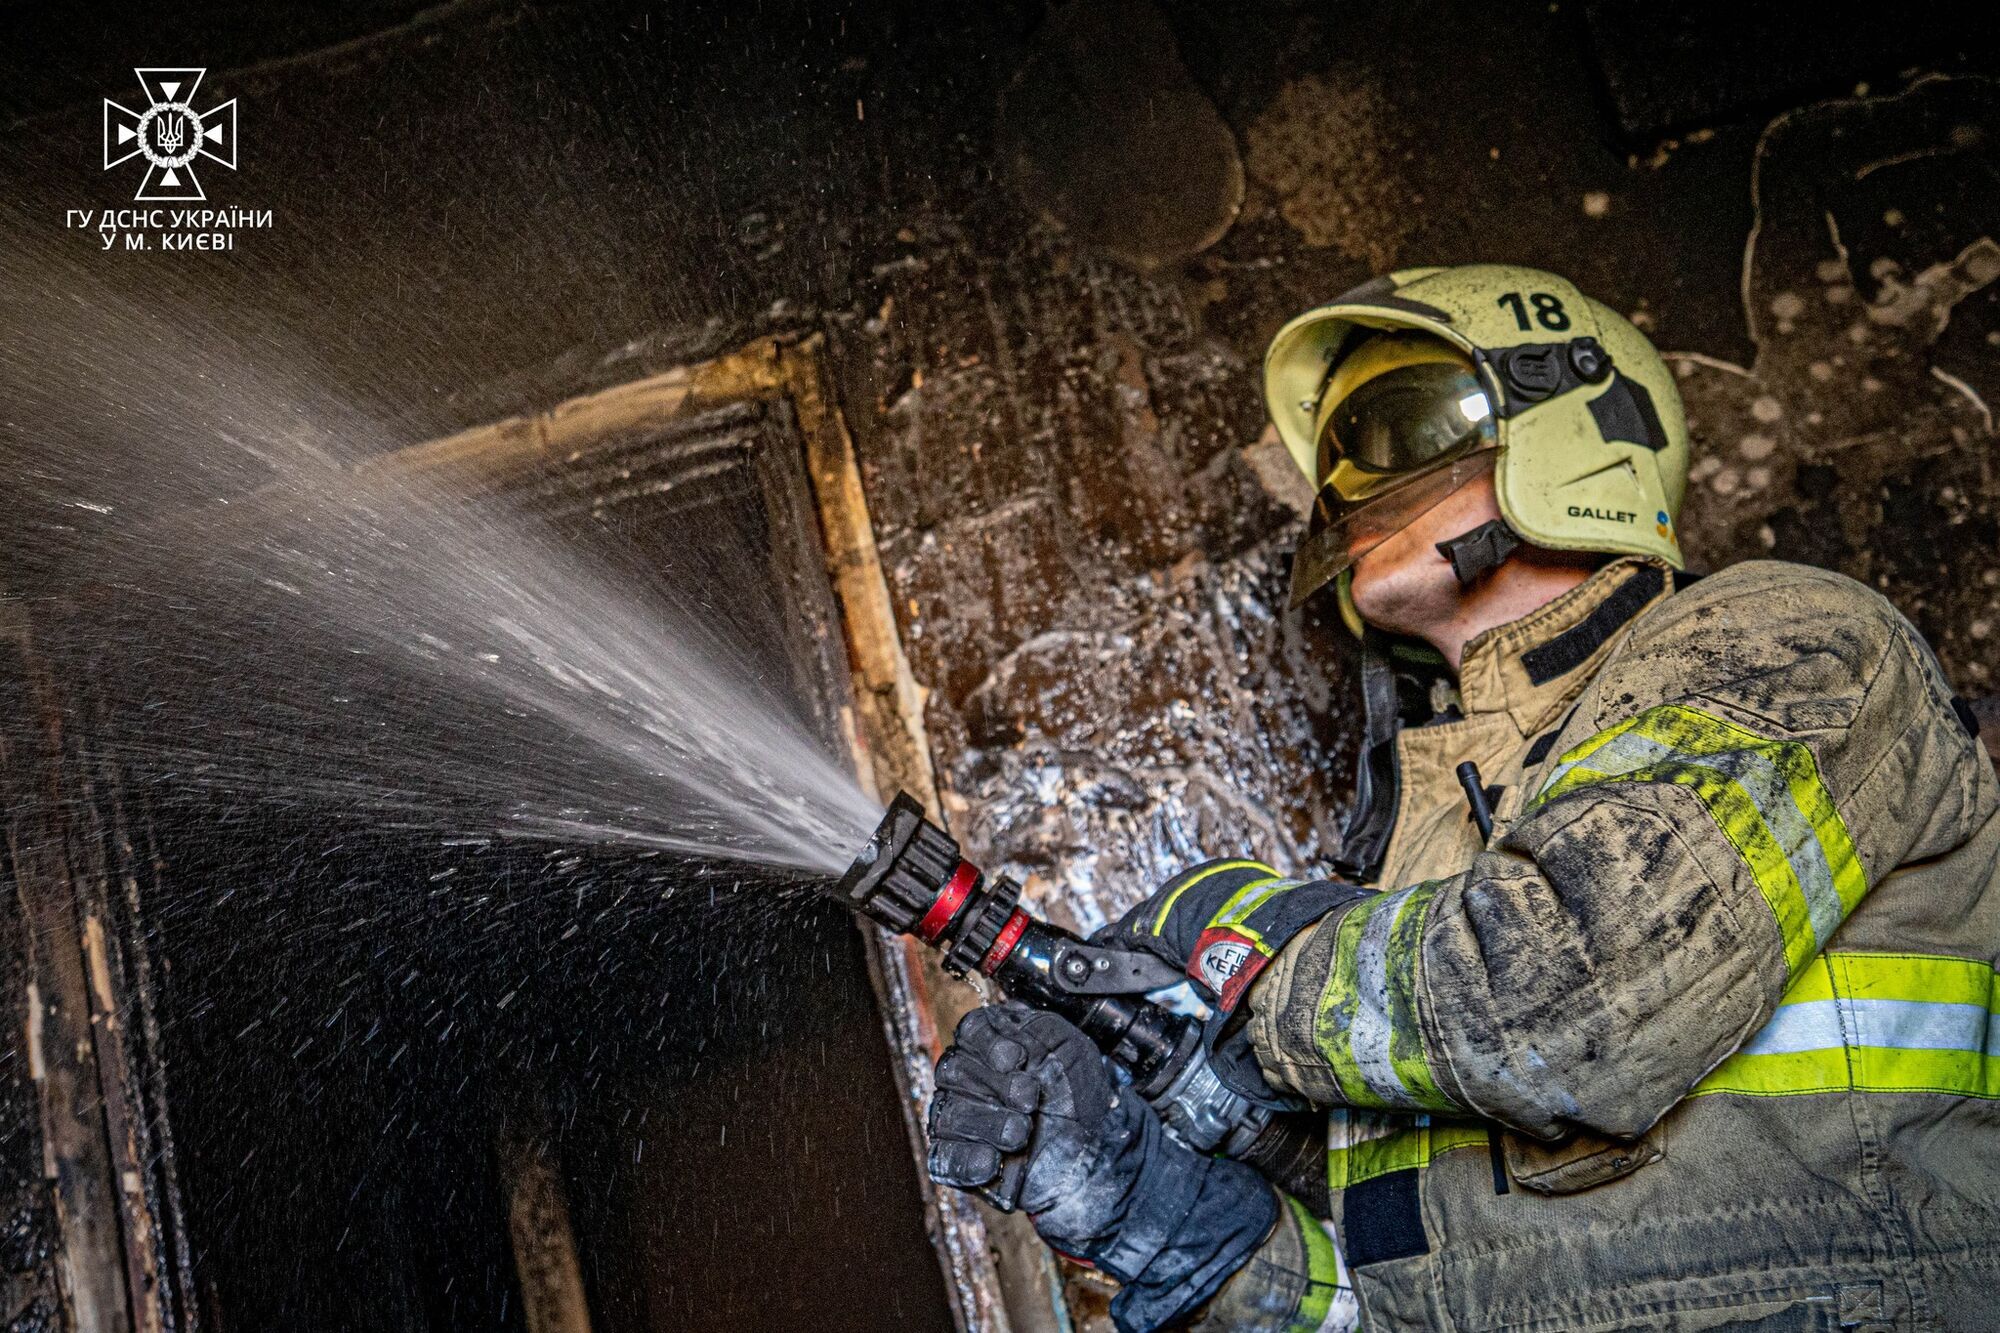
1454,557,1675,735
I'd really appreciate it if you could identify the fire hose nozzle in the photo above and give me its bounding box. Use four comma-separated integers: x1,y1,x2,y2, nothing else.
830,793,1327,1191
835,792,1028,978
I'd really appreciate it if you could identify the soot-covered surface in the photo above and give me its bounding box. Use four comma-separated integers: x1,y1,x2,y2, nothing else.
4,4,1999,1329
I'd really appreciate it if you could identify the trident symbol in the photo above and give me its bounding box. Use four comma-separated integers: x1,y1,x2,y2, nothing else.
104,69,238,202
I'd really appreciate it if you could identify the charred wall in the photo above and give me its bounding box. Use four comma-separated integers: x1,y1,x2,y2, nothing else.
4,1,1999,1327
9,3,1995,887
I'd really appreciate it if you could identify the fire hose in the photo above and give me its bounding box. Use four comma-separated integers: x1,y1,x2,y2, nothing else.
831,793,1329,1209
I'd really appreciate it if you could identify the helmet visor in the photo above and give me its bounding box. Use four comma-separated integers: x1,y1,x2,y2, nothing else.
1288,361,1499,605
1315,358,1497,494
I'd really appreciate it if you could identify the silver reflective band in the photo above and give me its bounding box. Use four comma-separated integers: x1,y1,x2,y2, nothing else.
1541,729,1845,951
1346,885,1416,1106
1739,998,2000,1059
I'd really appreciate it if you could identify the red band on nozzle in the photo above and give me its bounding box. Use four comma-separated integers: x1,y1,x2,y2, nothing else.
917,861,978,942
981,908,1030,975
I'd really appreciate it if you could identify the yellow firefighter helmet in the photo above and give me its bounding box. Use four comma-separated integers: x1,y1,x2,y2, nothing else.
1264,263,1690,609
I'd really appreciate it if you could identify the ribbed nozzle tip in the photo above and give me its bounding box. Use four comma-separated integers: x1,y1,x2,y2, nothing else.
829,791,964,939
834,792,926,902
828,791,1026,977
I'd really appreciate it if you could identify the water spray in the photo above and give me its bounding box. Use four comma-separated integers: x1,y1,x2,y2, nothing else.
834,794,1325,1198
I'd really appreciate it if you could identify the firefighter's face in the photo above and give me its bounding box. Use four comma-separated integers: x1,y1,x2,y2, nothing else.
1347,474,1503,637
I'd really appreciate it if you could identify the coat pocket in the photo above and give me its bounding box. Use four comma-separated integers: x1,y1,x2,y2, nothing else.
1503,1120,1666,1194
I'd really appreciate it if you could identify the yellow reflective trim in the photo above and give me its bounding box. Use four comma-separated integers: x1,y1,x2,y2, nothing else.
1701,1048,2000,1099
1313,886,1456,1111
1284,1196,1342,1333
1694,951,2000,1100
1853,1046,2000,1099
1777,956,1837,1004
1829,952,2000,1010
1332,1126,1426,1189
1317,893,1393,1106
1208,874,1288,951
1326,1116,1487,1190
1385,881,1447,1108
1772,744,1868,924
1150,859,1273,934
1549,713,1626,767
1631,757,1817,975
1693,1046,1852,1097
1428,1123,1490,1158
1213,875,1286,924
1534,704,1864,979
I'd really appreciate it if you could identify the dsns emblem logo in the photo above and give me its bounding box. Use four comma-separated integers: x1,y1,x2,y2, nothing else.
104,68,237,202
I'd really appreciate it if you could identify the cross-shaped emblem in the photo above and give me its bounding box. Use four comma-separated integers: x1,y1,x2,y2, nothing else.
104,68,237,202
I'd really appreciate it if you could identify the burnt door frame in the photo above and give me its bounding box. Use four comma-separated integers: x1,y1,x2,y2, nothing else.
3,608,196,1333
377,333,1063,1333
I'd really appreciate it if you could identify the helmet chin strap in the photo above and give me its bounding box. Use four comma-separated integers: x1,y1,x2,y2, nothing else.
1435,519,1523,588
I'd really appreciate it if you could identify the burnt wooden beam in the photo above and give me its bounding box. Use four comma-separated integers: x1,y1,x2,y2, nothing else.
0,597,65,1333
782,336,1069,1333
0,615,183,1333
497,1127,592,1333
61,713,197,1333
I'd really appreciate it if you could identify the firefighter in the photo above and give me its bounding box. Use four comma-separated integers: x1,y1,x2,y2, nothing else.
925,265,2000,1331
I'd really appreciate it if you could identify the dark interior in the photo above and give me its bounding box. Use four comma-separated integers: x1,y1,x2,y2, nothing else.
144,819,945,1332
66,399,954,1332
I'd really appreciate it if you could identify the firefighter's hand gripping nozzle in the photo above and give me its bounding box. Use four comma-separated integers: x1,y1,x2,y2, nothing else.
833,794,1325,1193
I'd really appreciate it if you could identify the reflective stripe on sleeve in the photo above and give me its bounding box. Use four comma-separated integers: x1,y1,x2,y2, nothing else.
1313,881,1457,1111
1325,1109,1488,1190
1531,704,1866,978
1695,952,2000,1098
1282,1194,1353,1333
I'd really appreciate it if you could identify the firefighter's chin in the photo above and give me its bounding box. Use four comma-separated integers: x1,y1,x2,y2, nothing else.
1348,476,1503,643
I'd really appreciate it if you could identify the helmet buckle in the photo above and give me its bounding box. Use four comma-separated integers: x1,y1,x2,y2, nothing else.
1436,519,1524,588
1502,346,1564,398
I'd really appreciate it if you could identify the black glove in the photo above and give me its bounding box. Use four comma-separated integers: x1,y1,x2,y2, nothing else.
1098,859,1367,1015
927,1004,1278,1332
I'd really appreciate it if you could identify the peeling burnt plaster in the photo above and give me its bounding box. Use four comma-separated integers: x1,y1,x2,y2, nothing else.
888,72,2000,974
998,0,1245,270
1242,73,1409,270
1671,75,2000,693
858,238,1350,940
